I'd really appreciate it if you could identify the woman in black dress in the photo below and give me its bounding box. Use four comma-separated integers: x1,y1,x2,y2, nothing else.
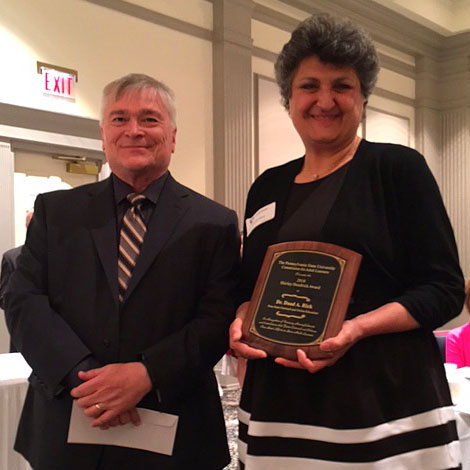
230,14,465,470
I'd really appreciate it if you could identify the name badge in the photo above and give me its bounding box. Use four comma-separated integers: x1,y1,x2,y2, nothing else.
246,202,276,237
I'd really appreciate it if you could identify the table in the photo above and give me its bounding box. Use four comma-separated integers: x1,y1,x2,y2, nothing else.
446,364,470,469
1,353,469,470
0,353,32,470
456,411,470,469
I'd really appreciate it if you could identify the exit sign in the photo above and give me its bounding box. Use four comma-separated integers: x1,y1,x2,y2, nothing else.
37,62,78,100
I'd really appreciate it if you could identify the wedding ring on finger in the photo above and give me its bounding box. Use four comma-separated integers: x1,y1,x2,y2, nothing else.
95,403,103,412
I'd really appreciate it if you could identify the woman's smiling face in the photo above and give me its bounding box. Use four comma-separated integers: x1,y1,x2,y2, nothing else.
289,55,364,152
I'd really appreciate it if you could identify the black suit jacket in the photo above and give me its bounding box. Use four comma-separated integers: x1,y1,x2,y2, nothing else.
0,245,22,352
5,174,240,470
0,245,22,310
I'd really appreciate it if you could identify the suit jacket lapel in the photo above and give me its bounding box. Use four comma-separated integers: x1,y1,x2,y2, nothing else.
88,178,119,307
123,174,190,303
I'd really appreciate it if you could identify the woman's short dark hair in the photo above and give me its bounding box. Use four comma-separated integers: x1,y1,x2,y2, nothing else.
275,13,379,110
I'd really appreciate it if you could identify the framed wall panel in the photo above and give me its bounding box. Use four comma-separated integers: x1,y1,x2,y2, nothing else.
255,74,304,177
364,107,410,146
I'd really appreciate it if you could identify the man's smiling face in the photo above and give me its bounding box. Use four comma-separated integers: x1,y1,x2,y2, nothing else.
101,87,176,184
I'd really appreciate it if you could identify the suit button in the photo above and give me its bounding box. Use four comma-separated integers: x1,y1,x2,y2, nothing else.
103,339,110,347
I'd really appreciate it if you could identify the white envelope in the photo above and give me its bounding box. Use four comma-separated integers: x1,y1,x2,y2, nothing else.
67,401,179,455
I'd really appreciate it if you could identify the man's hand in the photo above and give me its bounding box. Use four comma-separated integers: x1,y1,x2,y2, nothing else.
70,362,152,427
95,408,141,430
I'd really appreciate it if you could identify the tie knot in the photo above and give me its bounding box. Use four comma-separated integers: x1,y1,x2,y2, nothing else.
127,193,146,206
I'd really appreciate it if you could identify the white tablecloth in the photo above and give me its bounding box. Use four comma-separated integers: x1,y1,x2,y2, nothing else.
446,363,470,470
0,353,32,470
456,411,470,470
1,353,469,470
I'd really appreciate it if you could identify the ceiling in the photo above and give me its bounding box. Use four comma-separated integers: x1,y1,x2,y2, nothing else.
369,0,470,35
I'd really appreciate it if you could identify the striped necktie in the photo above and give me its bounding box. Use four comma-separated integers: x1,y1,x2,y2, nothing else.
118,193,147,303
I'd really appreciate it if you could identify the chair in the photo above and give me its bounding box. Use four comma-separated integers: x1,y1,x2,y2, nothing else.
434,330,449,363
435,335,446,362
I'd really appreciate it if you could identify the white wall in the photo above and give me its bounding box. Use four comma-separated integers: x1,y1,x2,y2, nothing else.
0,0,213,196
256,76,304,174
367,95,416,149
14,150,98,246
365,108,410,147
127,0,213,29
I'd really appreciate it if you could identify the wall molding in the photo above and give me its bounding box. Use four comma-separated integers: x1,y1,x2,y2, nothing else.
7,139,104,162
281,0,442,57
252,46,277,63
83,0,213,41
441,108,470,276
372,88,415,107
252,3,300,32
378,54,415,79
442,31,470,58
213,0,254,218
252,2,418,81
85,0,467,73
0,103,101,140
253,47,417,81
0,104,104,160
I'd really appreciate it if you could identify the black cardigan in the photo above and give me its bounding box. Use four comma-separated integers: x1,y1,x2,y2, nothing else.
240,140,464,329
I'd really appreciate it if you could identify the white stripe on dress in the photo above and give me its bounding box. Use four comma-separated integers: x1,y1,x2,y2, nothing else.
240,440,461,470
239,406,457,444
238,439,247,463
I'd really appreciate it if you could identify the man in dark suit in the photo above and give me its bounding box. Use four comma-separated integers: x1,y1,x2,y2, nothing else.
5,74,240,470
1,210,33,352
0,247,22,311
0,246,21,352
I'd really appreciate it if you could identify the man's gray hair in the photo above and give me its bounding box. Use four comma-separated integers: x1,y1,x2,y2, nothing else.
100,73,177,127
275,13,379,111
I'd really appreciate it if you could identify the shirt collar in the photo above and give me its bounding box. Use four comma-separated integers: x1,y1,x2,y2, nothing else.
112,171,169,206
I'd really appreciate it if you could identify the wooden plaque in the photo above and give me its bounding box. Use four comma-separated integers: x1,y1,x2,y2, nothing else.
242,241,362,360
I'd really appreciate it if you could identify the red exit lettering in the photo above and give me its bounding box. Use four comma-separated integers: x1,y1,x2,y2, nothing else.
44,72,51,91
42,70,75,98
